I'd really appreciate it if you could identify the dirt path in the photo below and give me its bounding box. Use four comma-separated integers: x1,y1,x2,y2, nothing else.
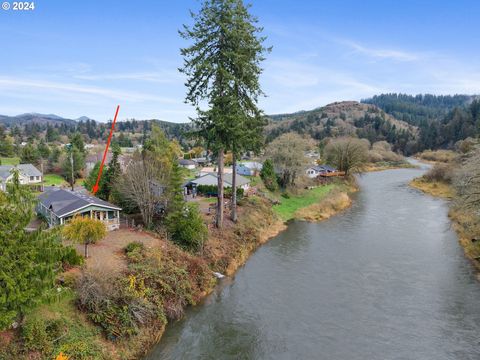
76,229,161,274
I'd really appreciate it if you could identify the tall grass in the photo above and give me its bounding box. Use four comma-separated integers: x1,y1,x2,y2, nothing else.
272,184,336,221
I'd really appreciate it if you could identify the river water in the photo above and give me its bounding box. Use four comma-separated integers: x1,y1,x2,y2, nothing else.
146,162,480,360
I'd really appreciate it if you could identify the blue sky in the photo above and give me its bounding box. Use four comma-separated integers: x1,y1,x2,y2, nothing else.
0,0,479,122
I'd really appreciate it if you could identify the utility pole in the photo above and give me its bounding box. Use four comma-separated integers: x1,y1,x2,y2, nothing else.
65,143,74,191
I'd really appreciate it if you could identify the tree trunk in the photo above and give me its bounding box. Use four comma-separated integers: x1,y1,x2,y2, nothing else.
231,152,238,222
84,243,89,258
216,148,224,228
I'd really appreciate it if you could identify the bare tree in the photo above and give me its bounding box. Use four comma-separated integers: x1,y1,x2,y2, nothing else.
324,137,369,176
454,147,480,210
117,155,167,228
265,132,311,188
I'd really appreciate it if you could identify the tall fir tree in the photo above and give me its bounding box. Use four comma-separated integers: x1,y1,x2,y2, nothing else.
180,0,269,227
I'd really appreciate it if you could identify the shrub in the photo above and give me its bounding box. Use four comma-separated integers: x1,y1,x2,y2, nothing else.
260,159,278,191
124,241,145,254
128,249,213,320
166,203,208,252
125,241,146,263
76,271,158,340
418,150,456,163
423,164,454,183
22,317,50,353
61,246,84,269
281,193,290,199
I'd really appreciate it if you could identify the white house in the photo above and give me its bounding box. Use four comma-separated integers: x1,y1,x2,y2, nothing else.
236,161,263,176
0,164,42,191
305,165,338,178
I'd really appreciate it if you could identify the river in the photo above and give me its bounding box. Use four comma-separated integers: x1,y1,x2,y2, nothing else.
146,162,480,360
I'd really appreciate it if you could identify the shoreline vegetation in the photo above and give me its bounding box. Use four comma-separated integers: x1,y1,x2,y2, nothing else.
2,184,357,360
409,149,480,272
272,181,357,222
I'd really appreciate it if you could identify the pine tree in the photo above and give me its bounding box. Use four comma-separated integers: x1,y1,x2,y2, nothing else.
180,0,269,227
0,171,66,329
168,161,185,213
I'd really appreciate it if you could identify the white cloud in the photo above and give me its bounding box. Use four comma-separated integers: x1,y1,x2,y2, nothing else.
341,40,421,62
0,76,178,103
75,70,182,83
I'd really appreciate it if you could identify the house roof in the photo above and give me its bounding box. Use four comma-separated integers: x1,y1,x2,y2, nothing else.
240,161,263,170
38,188,121,218
179,159,196,166
187,172,250,187
308,164,337,172
0,164,42,180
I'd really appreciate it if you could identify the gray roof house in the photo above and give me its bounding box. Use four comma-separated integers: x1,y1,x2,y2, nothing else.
179,159,196,169
0,164,42,191
37,188,122,230
185,173,250,190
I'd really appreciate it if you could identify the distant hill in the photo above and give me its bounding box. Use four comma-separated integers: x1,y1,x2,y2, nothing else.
266,101,417,152
362,94,480,150
0,113,77,127
361,93,478,125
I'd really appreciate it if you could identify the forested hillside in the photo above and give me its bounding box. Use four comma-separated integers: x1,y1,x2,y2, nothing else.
266,101,417,154
362,94,480,150
0,114,191,147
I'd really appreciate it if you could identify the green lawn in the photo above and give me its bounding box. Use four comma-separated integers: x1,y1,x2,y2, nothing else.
0,157,20,165
43,174,67,186
273,184,336,221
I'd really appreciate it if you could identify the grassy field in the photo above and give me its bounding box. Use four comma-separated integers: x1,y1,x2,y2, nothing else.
0,157,20,165
43,173,67,186
273,184,336,221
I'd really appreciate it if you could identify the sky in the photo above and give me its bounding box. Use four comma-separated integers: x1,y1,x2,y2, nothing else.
0,0,479,123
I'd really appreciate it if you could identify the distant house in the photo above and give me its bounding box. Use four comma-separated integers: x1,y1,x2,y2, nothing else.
37,188,121,230
199,166,233,177
0,164,42,191
305,165,338,178
179,159,196,170
184,172,250,193
191,157,209,167
235,161,263,176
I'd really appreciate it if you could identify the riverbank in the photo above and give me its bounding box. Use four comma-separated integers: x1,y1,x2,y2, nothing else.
271,180,356,222
409,177,454,199
0,196,288,360
1,181,356,360
364,160,416,172
408,172,480,272
121,184,355,358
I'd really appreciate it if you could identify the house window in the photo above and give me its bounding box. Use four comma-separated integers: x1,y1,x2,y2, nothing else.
36,176,40,180
30,176,34,181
